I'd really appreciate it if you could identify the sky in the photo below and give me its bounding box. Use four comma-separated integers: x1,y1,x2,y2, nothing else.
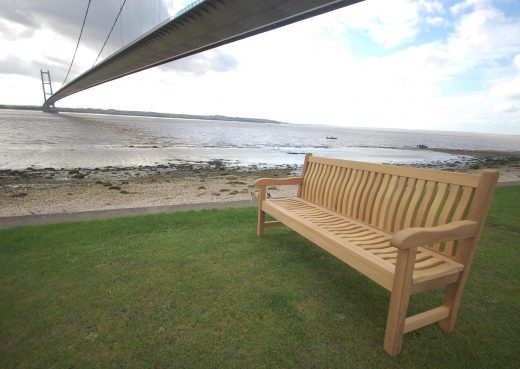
0,0,520,135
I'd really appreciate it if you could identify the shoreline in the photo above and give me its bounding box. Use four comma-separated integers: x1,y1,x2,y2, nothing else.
1,149,519,218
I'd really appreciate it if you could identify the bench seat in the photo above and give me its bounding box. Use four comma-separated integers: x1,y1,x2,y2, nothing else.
264,197,464,289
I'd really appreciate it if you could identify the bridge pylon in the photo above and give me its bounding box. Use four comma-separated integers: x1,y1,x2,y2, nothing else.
40,69,56,112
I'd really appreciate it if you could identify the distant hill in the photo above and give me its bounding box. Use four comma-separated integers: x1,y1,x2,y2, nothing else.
0,105,286,124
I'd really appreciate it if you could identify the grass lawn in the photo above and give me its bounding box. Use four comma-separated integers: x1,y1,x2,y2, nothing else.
1,186,519,369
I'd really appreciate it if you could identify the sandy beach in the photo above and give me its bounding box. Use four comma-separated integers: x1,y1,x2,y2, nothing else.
1,149,519,218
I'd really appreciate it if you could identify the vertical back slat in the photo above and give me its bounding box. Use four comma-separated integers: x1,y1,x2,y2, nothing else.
315,164,328,204
445,186,475,257
413,181,438,227
353,170,371,219
424,183,450,251
377,175,400,229
330,166,346,212
326,166,340,208
432,184,461,253
335,167,352,214
358,171,376,221
371,174,391,225
450,186,475,221
393,178,417,232
403,179,426,228
317,164,333,206
340,169,359,215
425,183,450,228
363,172,384,224
347,169,366,217
384,176,408,232
308,163,322,203
301,161,315,199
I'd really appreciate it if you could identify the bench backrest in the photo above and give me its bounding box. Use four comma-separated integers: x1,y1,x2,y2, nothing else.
299,154,498,261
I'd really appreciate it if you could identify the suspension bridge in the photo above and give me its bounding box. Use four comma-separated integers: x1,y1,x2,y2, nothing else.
42,0,363,110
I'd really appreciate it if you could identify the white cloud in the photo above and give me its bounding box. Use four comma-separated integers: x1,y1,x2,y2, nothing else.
418,0,444,14
425,16,446,26
513,54,520,70
337,0,421,48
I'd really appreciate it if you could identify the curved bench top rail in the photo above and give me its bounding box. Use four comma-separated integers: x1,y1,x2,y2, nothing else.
308,156,481,188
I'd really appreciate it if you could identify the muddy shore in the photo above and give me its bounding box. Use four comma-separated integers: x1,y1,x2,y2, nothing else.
1,149,519,218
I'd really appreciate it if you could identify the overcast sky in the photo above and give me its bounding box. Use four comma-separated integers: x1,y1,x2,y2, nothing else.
1,0,519,135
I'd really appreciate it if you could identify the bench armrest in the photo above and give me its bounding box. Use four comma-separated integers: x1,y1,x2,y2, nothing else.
254,177,303,186
390,220,479,250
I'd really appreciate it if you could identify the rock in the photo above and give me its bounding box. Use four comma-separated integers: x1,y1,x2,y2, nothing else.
120,190,129,194
469,164,480,170
10,192,27,198
108,186,121,190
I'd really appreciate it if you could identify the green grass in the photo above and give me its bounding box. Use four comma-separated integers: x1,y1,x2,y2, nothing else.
1,186,519,369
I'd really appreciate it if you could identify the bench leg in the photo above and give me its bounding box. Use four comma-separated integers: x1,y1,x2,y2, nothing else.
384,248,416,357
257,186,266,237
438,281,464,332
257,208,265,237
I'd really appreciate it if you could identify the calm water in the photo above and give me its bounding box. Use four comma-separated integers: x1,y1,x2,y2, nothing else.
1,109,519,170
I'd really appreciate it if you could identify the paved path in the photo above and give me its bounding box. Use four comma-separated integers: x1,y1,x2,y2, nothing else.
1,181,518,230
0,200,256,230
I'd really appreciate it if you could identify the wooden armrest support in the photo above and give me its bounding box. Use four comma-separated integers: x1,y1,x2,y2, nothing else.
390,220,479,250
254,177,303,186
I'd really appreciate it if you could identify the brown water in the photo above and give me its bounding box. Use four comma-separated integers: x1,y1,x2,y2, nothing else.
1,109,518,170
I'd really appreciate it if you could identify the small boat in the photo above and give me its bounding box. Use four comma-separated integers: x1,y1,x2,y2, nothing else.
326,136,337,140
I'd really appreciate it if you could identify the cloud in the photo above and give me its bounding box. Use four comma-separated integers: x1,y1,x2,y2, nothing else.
336,0,446,48
0,0,239,83
160,50,238,76
0,18,35,40
0,55,41,76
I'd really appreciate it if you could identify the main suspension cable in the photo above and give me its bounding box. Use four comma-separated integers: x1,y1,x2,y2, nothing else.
93,0,128,67
62,0,92,85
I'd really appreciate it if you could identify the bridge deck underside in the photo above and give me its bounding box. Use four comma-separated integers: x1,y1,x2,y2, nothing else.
46,0,362,105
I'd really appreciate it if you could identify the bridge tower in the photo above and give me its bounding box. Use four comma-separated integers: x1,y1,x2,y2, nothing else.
40,69,56,112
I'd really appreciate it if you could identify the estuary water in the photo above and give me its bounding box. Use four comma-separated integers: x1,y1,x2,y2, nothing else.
0,109,518,170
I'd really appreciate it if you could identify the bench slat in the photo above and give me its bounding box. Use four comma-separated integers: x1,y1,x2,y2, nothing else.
264,197,464,287
263,199,395,290
309,156,481,187
393,178,417,232
402,179,426,229
385,176,409,232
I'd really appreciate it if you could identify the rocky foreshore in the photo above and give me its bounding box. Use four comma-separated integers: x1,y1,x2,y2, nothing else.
1,150,519,218
0,160,300,217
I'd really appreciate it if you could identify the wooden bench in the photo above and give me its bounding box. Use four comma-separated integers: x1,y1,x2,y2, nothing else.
255,153,498,356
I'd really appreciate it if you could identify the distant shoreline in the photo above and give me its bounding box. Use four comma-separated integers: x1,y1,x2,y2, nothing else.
0,105,286,125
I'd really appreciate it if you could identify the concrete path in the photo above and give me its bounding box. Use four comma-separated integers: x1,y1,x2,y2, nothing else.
1,181,517,230
0,200,256,230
